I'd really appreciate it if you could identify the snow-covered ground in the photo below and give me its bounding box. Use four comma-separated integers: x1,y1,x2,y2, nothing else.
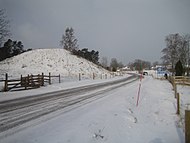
0,48,189,143
0,76,187,143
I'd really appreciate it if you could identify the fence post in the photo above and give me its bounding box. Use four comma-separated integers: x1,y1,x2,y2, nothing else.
20,75,23,85
171,76,174,86
183,76,185,85
79,73,81,81
24,77,27,89
37,74,40,85
59,74,61,83
174,82,177,98
176,93,180,115
49,72,51,84
28,74,30,87
185,110,190,143
42,73,44,86
4,73,8,92
31,74,34,86
25,76,27,90
93,73,95,80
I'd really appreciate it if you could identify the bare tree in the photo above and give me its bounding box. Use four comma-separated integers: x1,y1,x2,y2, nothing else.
161,34,179,68
133,59,143,72
110,58,119,72
128,59,151,72
161,33,190,74
183,34,190,76
0,9,11,46
101,57,108,68
118,61,124,68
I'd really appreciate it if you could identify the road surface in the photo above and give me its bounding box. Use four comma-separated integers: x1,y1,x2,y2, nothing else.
0,74,138,134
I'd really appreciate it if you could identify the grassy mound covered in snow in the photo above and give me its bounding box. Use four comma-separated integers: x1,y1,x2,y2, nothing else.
0,48,110,79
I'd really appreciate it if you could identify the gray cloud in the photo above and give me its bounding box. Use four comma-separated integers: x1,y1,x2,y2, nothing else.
1,0,190,64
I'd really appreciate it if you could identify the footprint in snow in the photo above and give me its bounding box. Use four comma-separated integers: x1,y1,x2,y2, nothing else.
126,115,138,123
127,108,133,114
126,108,137,123
92,128,108,141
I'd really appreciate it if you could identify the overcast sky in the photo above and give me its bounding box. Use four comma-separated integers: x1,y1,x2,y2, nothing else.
1,0,190,64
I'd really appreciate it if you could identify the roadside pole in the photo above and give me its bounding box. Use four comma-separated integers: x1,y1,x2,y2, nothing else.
136,73,143,107
185,110,190,143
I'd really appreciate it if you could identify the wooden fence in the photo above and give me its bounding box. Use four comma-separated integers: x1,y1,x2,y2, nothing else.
168,76,190,98
169,76,190,86
168,76,190,143
2,73,60,91
1,72,112,91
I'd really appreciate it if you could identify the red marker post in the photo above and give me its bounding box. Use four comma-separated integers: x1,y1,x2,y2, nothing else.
136,73,143,107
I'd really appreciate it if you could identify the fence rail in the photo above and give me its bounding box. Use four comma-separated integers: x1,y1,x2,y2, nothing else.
2,73,60,92
169,76,190,86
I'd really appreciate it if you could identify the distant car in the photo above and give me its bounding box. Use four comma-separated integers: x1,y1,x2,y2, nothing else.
143,72,148,75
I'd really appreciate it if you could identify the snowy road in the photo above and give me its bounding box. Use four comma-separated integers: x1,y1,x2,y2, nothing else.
0,74,138,135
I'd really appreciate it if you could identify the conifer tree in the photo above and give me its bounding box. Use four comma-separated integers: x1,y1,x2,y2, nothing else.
175,60,183,76
60,27,78,53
